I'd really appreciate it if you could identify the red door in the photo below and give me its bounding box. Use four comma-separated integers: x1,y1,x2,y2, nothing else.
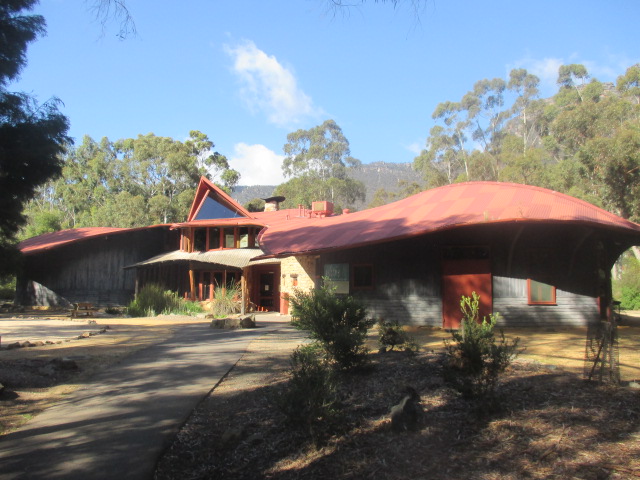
442,258,492,329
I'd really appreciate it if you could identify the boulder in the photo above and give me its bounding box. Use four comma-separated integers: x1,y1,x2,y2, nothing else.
210,315,256,329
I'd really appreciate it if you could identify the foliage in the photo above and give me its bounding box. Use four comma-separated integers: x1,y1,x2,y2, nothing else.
275,344,341,446
0,0,70,270
0,275,16,300
207,282,242,318
614,254,640,310
413,63,640,224
444,292,520,400
377,318,417,352
276,119,366,210
22,130,239,233
290,283,374,370
127,284,202,317
244,198,265,212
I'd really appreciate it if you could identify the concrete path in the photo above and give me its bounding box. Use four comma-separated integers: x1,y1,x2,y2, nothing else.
0,315,291,480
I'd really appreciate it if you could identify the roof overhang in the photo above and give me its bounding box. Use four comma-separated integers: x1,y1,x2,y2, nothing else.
125,248,280,270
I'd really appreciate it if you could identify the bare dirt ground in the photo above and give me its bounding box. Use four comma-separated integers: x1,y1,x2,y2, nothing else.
155,314,640,480
2,311,639,479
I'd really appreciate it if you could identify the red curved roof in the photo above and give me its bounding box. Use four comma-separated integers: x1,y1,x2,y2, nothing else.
18,225,167,255
257,182,640,258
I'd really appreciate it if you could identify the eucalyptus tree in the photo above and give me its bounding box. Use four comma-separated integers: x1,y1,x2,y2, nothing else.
277,119,365,209
25,130,239,230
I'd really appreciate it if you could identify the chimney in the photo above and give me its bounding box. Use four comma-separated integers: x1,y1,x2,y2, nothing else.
262,195,286,212
311,201,334,217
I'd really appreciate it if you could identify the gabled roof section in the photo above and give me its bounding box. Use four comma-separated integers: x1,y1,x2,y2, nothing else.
256,182,640,258
187,177,252,222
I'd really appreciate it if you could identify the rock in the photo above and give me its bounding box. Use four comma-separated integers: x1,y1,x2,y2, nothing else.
51,357,79,370
246,433,264,445
6,342,21,350
33,341,44,347
221,427,243,445
629,381,640,389
210,316,255,329
39,364,57,376
240,315,256,328
390,387,423,433
79,332,91,338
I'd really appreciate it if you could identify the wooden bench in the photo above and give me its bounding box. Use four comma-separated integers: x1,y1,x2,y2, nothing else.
71,302,98,317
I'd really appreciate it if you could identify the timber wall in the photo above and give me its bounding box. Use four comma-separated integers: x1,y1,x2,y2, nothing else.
316,223,608,327
18,227,176,306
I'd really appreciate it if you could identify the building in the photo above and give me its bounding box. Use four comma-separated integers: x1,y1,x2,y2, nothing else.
17,179,640,327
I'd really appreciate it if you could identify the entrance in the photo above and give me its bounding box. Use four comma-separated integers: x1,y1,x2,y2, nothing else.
252,265,281,312
442,247,492,329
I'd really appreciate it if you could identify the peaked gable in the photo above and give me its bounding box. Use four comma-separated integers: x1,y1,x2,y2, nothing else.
187,177,252,221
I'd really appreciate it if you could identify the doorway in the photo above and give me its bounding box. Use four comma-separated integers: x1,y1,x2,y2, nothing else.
441,247,492,329
252,265,281,312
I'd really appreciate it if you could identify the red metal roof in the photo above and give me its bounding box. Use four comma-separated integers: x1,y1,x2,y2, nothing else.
18,225,167,255
256,182,640,258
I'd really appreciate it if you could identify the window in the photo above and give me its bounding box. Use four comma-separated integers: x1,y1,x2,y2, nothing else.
528,279,556,305
193,228,207,252
224,227,235,248
238,227,249,248
208,227,221,250
352,264,374,289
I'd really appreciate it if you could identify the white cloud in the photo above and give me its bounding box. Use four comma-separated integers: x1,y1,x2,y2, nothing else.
405,141,423,155
231,143,286,186
509,56,564,94
224,40,320,127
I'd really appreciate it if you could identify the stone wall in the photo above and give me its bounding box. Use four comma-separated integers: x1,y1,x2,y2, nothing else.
279,255,317,298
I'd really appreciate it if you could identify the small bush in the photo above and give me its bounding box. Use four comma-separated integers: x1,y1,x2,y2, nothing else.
377,318,418,352
275,344,341,446
290,284,374,370
208,282,241,317
444,292,520,400
127,284,202,317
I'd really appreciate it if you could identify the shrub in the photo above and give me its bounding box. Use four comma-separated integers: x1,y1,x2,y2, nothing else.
127,284,202,317
444,292,520,400
377,318,418,353
275,344,341,446
208,282,241,317
290,284,374,370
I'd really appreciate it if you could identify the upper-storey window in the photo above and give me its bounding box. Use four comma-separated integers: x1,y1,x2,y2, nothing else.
194,195,242,220
187,226,260,252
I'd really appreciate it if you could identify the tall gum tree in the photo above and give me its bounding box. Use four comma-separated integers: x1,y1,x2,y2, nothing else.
277,119,365,210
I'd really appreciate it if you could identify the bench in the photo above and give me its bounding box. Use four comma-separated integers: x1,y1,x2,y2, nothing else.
71,302,98,318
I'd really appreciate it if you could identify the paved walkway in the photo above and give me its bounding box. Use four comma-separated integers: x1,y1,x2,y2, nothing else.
0,314,292,480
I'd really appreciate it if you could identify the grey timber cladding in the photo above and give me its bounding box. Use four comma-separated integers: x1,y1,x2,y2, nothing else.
19,227,175,305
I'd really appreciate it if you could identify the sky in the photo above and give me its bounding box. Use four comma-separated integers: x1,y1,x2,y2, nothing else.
12,0,640,186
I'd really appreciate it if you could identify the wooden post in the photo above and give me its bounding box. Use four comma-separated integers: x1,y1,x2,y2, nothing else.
189,265,196,301
241,270,247,315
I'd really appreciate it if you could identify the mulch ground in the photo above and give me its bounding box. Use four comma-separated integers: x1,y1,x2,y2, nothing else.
154,332,640,480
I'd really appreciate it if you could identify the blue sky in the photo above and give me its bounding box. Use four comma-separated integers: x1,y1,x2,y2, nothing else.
12,0,640,186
